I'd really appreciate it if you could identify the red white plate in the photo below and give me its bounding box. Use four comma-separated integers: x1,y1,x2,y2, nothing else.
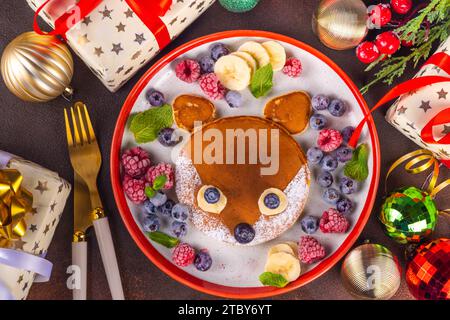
111,30,380,298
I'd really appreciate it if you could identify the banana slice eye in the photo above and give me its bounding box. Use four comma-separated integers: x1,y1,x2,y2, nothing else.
258,188,288,216
197,185,227,214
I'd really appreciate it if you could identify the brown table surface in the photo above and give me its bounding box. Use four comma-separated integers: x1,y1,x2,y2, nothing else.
0,0,448,300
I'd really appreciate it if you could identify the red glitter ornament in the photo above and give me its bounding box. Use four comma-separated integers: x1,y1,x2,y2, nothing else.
406,238,449,300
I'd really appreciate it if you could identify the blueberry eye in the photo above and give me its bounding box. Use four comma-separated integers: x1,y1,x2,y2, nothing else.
204,187,220,204
264,193,280,209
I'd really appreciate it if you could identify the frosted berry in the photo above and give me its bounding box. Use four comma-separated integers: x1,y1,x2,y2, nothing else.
336,198,353,215
171,221,188,238
317,129,343,152
158,128,181,147
391,0,412,14
321,155,338,172
159,199,175,216
194,250,213,271
312,94,330,111
375,31,400,55
336,146,353,163
341,126,355,143
121,147,151,178
328,99,347,117
340,177,358,194
300,216,319,234
210,43,230,61
307,147,324,164
175,59,201,83
145,89,165,107
199,55,215,74
172,203,190,221
225,91,242,108
356,41,380,64
310,114,327,130
145,163,174,190
320,208,350,233
282,57,302,77
143,200,157,214
369,4,392,28
264,193,280,209
317,171,333,188
322,187,340,204
199,73,227,100
298,236,326,264
172,243,195,267
149,191,167,207
123,175,147,204
142,214,160,232
234,223,255,244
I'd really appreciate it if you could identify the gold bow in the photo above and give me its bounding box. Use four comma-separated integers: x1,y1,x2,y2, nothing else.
0,169,33,247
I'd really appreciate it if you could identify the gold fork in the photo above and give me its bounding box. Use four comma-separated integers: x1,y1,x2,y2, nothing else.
64,101,124,300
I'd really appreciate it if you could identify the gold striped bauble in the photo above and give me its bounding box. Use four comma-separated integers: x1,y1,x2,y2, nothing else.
1,31,73,103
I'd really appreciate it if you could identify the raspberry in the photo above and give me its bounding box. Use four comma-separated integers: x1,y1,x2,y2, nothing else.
199,73,227,100
121,147,151,178
317,129,343,152
319,208,350,233
282,57,302,77
145,162,174,190
123,175,147,204
298,236,326,264
172,242,195,267
175,59,201,83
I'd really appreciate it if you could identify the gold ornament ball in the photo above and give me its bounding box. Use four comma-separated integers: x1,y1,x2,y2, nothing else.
341,243,402,300
1,31,73,103
313,0,369,50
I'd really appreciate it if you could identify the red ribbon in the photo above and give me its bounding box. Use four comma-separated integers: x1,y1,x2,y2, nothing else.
349,51,450,167
33,0,172,48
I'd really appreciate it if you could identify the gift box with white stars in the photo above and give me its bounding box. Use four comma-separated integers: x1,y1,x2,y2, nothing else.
0,153,71,300
386,37,450,162
27,0,215,92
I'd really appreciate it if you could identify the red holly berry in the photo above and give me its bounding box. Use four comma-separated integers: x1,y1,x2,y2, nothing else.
356,41,380,64
391,0,412,15
369,4,392,28
172,243,196,267
375,31,401,55
400,32,414,47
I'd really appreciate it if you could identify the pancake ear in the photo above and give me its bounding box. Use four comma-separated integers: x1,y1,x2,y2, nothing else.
173,94,217,132
263,91,312,135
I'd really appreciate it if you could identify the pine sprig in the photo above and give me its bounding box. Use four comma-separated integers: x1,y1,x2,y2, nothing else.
361,0,450,94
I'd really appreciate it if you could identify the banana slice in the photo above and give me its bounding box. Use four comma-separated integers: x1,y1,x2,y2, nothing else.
238,41,271,68
262,41,286,71
197,185,227,214
268,243,295,257
258,188,288,216
232,52,258,75
214,55,252,91
285,241,299,257
264,252,301,282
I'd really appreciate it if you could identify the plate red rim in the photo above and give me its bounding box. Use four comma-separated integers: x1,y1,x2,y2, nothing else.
110,30,381,299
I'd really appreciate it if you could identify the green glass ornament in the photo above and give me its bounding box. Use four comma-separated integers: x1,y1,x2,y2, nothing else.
379,186,438,244
219,0,260,13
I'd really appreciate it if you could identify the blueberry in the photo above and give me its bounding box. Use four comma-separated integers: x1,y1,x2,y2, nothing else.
341,126,355,143
322,188,340,204
317,171,333,188
143,200,157,214
194,250,212,271
328,99,347,117
340,177,357,194
336,198,353,215
142,214,160,232
335,146,353,163
172,203,189,221
146,89,165,107
309,114,327,130
307,147,324,164
199,55,215,74
225,91,242,108
321,155,338,171
158,127,181,147
159,199,175,216
300,216,319,234
210,43,230,61
264,193,280,209
204,187,220,204
234,223,255,244
171,221,188,238
149,191,167,207
312,94,330,111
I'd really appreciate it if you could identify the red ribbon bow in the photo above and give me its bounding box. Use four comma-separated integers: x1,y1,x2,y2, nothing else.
350,51,450,167
33,0,173,48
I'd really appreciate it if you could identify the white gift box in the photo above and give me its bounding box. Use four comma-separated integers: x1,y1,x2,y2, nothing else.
27,0,215,92
386,37,450,162
0,152,71,300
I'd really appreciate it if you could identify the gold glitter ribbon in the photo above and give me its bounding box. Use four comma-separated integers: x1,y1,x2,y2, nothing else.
386,149,450,217
0,169,33,247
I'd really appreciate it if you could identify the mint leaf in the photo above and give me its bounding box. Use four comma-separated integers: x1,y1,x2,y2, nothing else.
129,104,173,143
344,143,369,181
152,175,167,191
145,186,156,198
250,64,273,98
147,231,180,248
259,272,289,288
